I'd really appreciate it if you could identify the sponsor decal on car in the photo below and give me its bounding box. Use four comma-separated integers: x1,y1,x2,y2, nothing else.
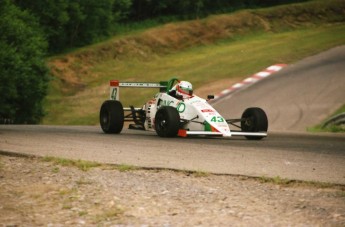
161,100,174,107
177,102,186,113
201,109,214,113
120,82,163,87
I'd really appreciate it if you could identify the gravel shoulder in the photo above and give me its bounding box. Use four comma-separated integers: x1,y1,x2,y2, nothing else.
1,154,344,226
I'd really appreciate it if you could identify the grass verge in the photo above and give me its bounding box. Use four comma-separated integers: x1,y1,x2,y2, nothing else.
2,153,344,189
41,156,140,172
37,155,344,190
258,175,341,189
42,156,101,171
308,104,345,133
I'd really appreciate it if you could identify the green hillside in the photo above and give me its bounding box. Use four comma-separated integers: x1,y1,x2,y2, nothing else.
44,0,345,125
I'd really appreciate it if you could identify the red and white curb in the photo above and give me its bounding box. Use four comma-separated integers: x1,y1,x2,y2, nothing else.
211,64,287,103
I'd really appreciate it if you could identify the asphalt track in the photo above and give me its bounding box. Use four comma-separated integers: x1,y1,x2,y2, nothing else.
1,125,344,184
1,46,345,184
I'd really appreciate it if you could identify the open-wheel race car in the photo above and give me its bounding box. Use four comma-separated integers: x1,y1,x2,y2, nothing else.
100,78,268,140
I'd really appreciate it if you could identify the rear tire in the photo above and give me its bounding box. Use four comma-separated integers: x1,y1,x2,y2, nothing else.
155,106,180,137
241,107,268,140
100,100,124,134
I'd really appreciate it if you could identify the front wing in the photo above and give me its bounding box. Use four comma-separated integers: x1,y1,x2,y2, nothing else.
177,129,267,138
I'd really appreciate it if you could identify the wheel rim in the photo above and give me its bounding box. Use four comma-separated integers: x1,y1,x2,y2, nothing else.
156,113,167,133
101,109,109,129
102,114,107,124
159,120,167,130
243,117,255,131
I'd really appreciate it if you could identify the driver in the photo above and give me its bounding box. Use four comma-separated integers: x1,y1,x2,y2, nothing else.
169,80,193,99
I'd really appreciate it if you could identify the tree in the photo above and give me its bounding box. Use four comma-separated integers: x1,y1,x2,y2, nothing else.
14,0,70,52
15,0,127,52
0,0,49,123
75,0,116,45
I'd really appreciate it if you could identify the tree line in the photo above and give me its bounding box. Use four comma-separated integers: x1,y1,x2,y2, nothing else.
14,0,306,53
0,0,306,124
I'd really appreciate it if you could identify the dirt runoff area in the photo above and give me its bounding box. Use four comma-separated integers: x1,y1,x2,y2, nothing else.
0,154,344,226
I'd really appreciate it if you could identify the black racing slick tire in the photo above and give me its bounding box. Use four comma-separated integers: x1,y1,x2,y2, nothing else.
100,100,124,134
155,106,180,137
241,107,268,140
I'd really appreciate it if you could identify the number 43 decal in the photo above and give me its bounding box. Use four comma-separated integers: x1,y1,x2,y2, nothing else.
210,116,224,122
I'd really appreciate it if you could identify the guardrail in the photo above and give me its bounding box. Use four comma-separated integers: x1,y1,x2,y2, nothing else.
321,112,345,128
0,118,14,124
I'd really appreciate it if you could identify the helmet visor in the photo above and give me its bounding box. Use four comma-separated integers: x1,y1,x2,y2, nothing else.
179,86,193,96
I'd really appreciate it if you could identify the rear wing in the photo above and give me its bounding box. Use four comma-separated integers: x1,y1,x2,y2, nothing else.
109,80,168,100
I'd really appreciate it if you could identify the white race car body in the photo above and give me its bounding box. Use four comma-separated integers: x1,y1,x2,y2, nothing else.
143,92,232,137
100,79,268,139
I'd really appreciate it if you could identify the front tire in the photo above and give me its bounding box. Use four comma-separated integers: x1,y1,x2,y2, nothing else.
100,100,124,134
155,106,180,137
241,107,268,140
